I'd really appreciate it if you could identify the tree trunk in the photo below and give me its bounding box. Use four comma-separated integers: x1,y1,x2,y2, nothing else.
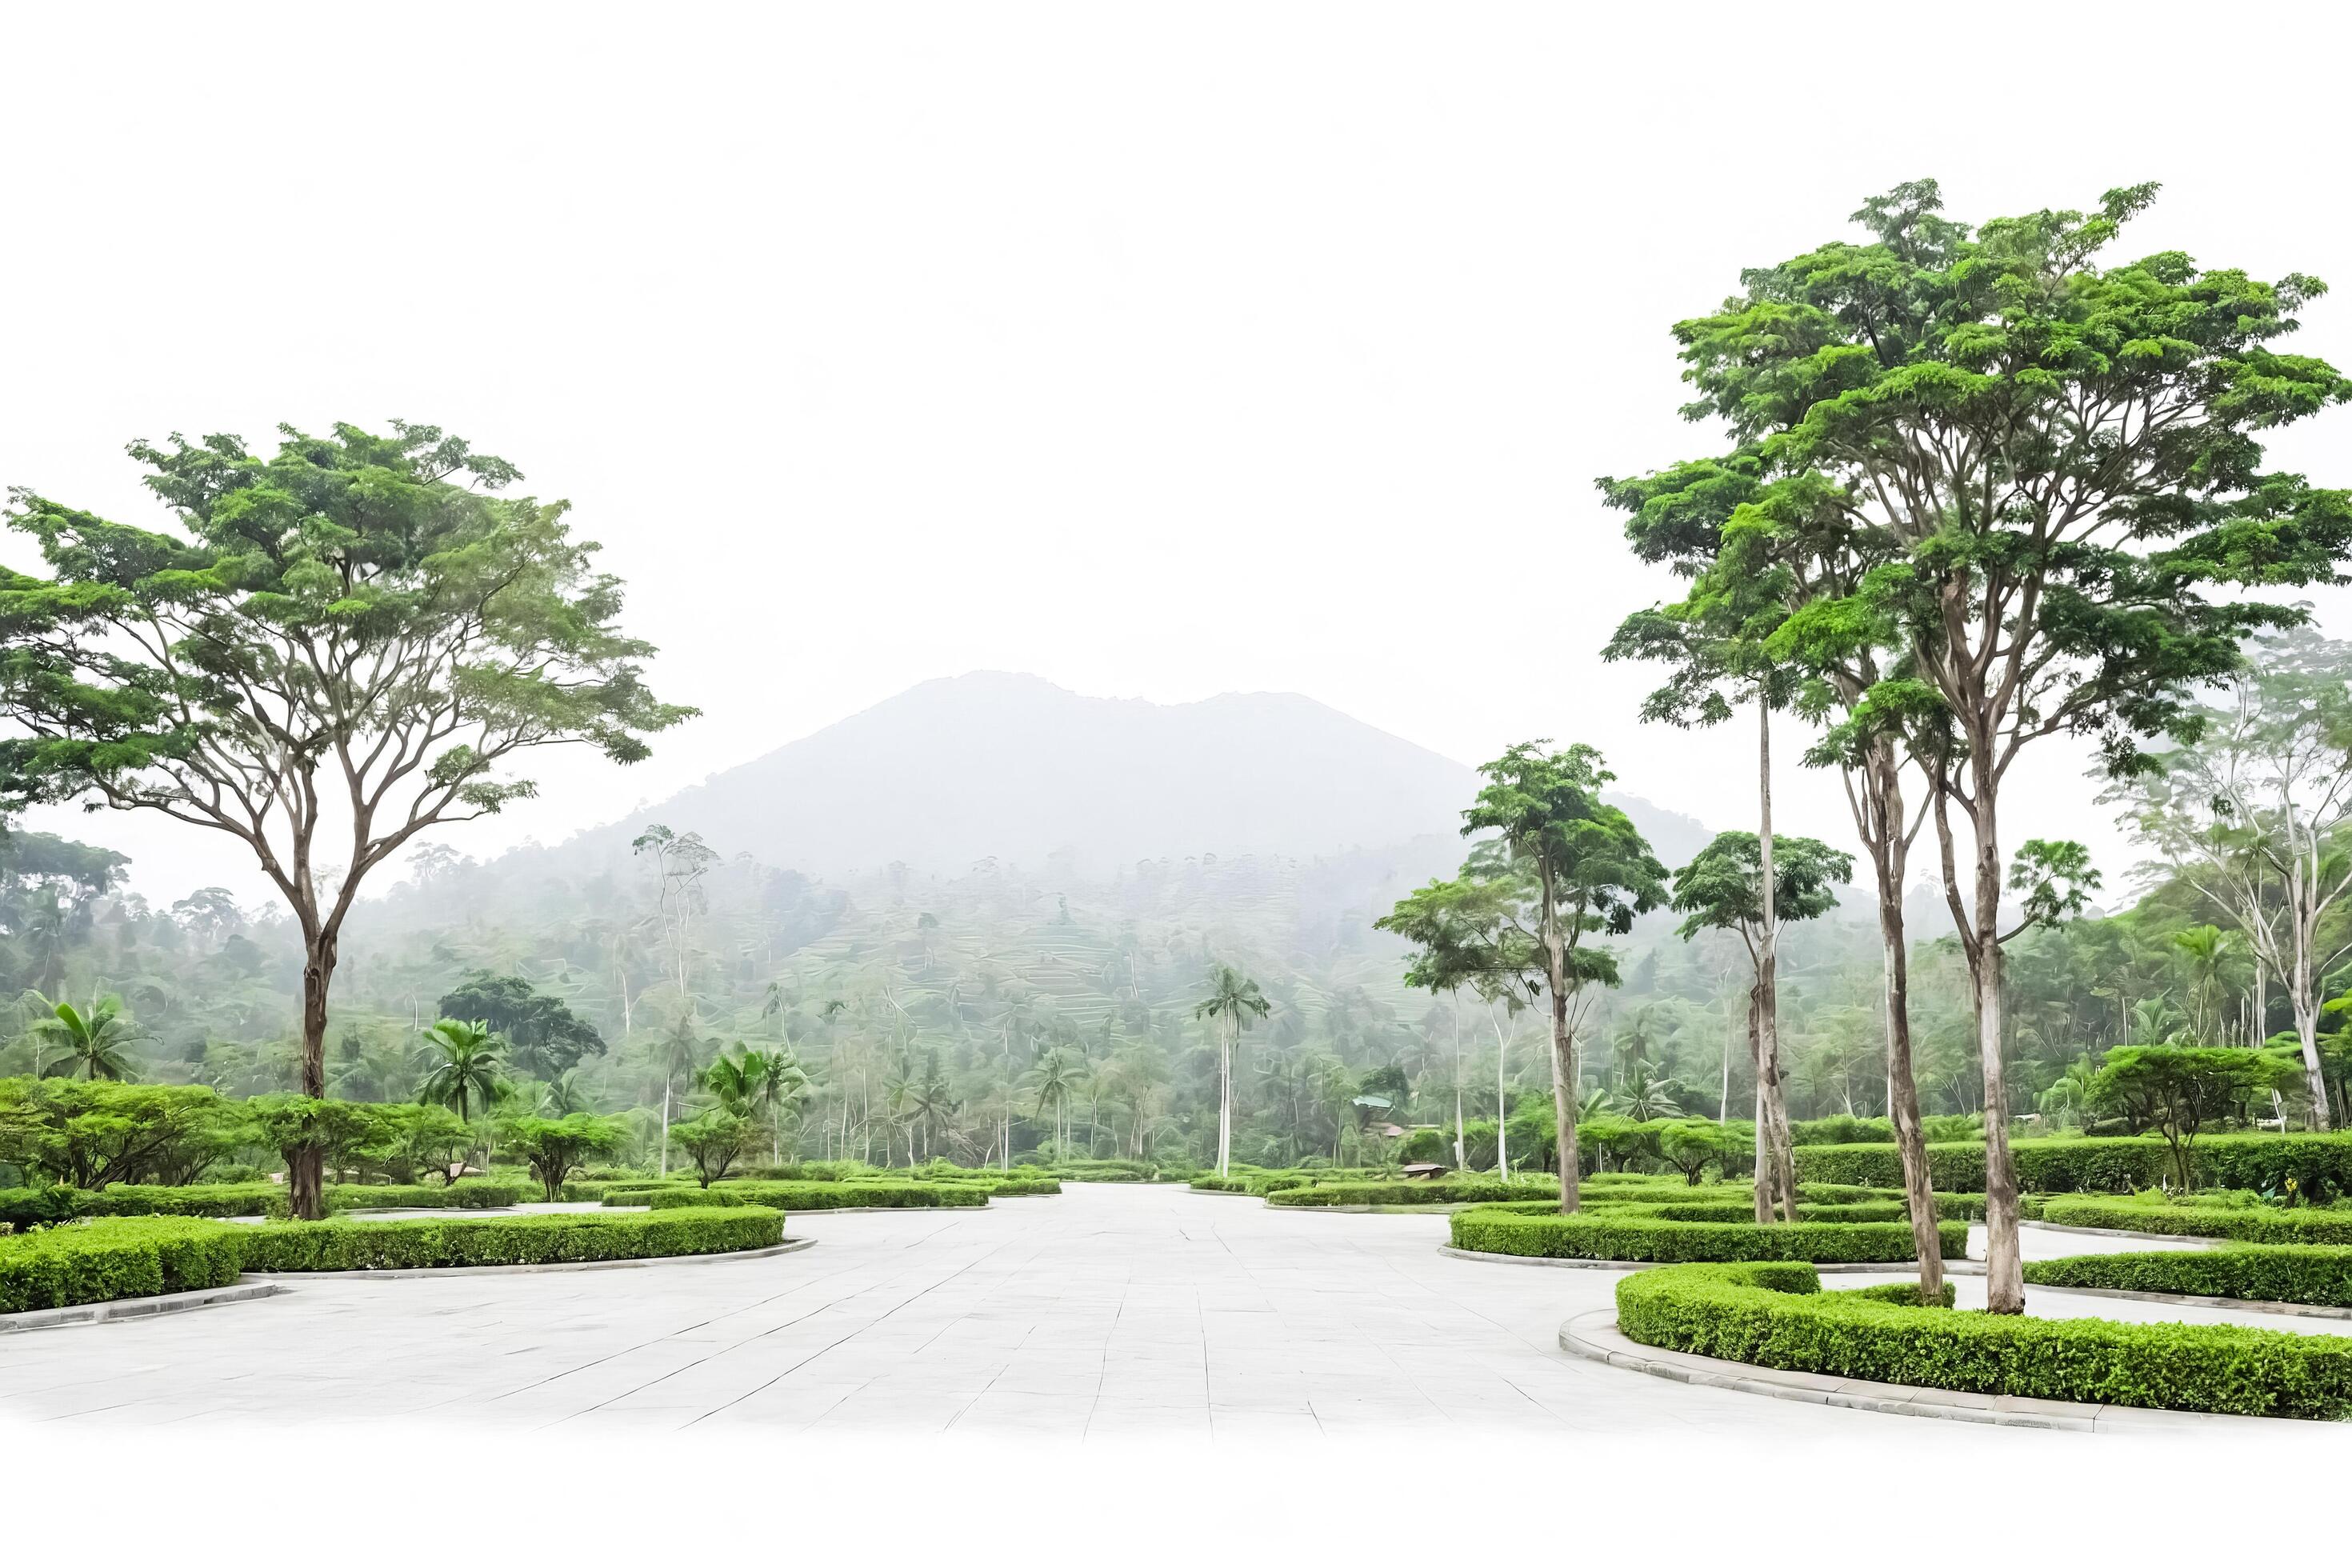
1754,698,1799,1224
1492,1005,1510,1178
290,932,338,1221
658,1077,674,1177
1547,948,1580,1215
1216,1020,1233,1177
2292,936,2334,1130
1749,986,1769,1225
1962,787,2025,1314
1852,749,1943,1296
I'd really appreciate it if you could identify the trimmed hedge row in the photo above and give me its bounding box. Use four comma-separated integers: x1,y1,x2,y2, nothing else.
2024,1245,2352,1309
1450,1205,1967,1263
1267,1179,1538,1208
621,1181,990,1211
236,1206,783,1272
1615,1260,2352,1419
2038,1198,2352,1245
0,1217,246,1314
1794,1134,2352,1196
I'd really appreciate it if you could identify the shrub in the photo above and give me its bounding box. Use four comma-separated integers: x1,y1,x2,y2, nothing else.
1267,1179,1542,1208
0,1217,245,1314
1450,1206,1966,1263
236,1206,782,1271
0,1184,86,1231
2024,1245,2352,1308
624,1181,988,1211
0,1078,241,1188
1794,1134,2352,1198
1614,1260,2352,1419
326,1180,530,1212
495,1114,625,1201
669,1110,754,1187
2038,1198,2352,1244
85,1182,286,1218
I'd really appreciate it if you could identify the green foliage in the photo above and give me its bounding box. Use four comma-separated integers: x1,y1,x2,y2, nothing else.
234,1206,781,1272
414,1019,509,1123
2024,1245,2352,1308
2090,1045,2294,1185
1265,1178,1535,1208
0,1216,244,1314
668,1110,754,1187
495,1113,624,1201
325,1180,527,1211
1669,833,1852,942
438,971,606,1076
1794,1133,2352,1197
242,1094,386,1182
84,1182,287,1218
22,993,141,1081
1451,1205,1965,1262
0,1078,238,1187
1615,1260,2352,1419
1654,1118,1753,1183
2038,1198,2352,1245
626,1179,988,1210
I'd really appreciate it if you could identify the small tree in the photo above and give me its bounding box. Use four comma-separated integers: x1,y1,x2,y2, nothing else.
414,1018,508,1124
670,1110,752,1188
2090,1046,2290,1189
498,1113,623,1202
0,422,690,1217
1655,1118,1752,1186
370,1102,472,1185
243,1095,386,1195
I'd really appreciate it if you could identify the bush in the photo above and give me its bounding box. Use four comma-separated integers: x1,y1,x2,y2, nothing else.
81,1182,286,1218
623,1181,989,1211
1451,1206,1966,1263
1267,1179,1543,1208
2038,1198,2352,1244
1794,1134,2352,1198
326,1180,530,1212
0,1217,245,1314
2024,1245,2352,1308
236,1206,782,1271
0,1184,86,1231
1615,1260,2352,1419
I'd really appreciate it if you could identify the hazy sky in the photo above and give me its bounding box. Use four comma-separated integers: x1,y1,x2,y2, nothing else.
6,3,2352,908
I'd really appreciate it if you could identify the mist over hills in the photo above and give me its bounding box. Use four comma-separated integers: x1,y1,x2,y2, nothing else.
543,671,1714,880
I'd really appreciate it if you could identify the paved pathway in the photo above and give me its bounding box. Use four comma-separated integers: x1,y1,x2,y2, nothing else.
0,1184,2335,1436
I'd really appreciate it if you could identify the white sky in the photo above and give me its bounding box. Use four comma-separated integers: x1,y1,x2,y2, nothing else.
6,2,2352,910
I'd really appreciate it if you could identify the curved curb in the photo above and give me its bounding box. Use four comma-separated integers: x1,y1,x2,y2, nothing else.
1555,1309,2242,1432
1441,1245,1984,1276
0,1281,286,1334
249,1235,815,1282
2018,1218,2228,1246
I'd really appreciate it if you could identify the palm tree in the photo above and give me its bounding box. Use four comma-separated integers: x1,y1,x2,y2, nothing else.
540,1068,593,1117
1194,964,1270,1177
2171,926,2237,1046
1607,1061,1685,1122
28,993,140,1080
415,1018,508,1122
657,1010,709,1177
1026,1048,1082,1157
751,1046,813,1163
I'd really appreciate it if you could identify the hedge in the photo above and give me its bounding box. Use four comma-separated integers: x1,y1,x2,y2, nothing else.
622,1181,989,1211
2038,1198,2352,1245
0,1217,246,1314
1267,1179,1539,1208
1616,1260,2352,1419
1794,1134,2352,1197
326,1181,530,1212
1450,1206,1967,1262
82,1183,286,1218
2023,1245,2352,1309
235,1206,782,1271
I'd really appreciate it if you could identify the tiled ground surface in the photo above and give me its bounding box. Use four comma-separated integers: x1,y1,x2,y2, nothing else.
0,1183,2318,1435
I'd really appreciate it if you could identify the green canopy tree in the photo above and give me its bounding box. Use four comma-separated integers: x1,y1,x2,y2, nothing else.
2090,1045,2290,1188
497,1113,623,1202
1451,742,1666,1214
669,1109,751,1187
1629,180,2352,1311
0,422,690,1218
436,970,606,1077
1669,832,1853,1228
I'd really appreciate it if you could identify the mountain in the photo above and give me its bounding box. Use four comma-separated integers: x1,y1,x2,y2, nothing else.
556,671,1712,878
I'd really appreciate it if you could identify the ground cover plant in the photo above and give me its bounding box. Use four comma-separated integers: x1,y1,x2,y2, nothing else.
2024,1246,2352,1309
1615,1261,2352,1418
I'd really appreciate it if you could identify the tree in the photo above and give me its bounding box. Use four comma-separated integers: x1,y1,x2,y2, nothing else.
0,1079,235,1187
1378,871,1541,1181
654,1010,710,1178
702,1044,811,1164
26,992,141,1081
1668,832,1851,1226
437,970,606,1076
670,1109,751,1187
497,1113,622,1201
634,825,718,1011
2108,628,2352,1124
1458,742,1666,1215
1655,1117,1751,1185
0,422,690,1218
1194,965,1269,1177
370,1102,472,1185
2090,1045,2289,1188
1636,181,2352,1312
414,1018,508,1124
244,1094,386,1191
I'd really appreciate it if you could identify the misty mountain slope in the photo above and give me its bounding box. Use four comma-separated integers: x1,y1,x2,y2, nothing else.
560,671,1711,877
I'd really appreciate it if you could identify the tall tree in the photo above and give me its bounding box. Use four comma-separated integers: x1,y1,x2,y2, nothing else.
1458,742,1666,1214
2108,627,2352,1123
0,422,690,1217
1668,832,1852,1229
1634,180,2352,1311
1194,965,1269,1177
1378,868,1539,1178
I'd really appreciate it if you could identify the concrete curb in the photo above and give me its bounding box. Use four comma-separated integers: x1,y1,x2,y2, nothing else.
1441,1245,1985,1276
0,1281,286,1334
250,1235,816,1281
1554,1309,2242,1432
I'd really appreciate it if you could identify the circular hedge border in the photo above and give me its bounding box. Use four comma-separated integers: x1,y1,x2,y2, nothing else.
1448,1202,1967,1264
1614,1259,2352,1420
